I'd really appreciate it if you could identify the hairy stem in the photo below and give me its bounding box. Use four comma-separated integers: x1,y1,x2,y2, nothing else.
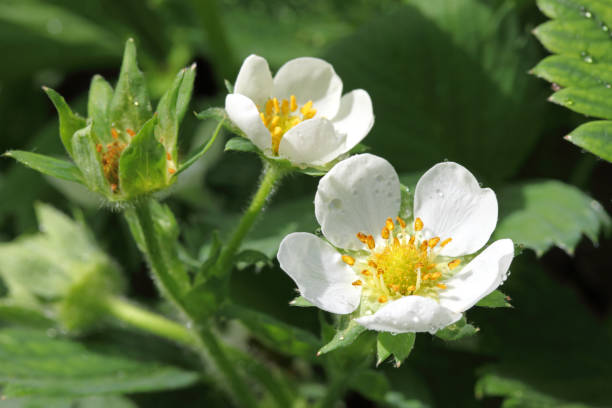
213,163,284,277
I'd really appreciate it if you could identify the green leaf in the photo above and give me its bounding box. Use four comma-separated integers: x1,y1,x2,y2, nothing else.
3,151,83,184
71,125,109,194
0,301,55,328
435,316,478,341
109,39,152,134
533,0,612,161
155,64,196,157
224,136,258,153
476,290,512,308
223,304,319,359
565,120,612,162
376,332,416,367
289,296,315,308
0,327,199,397
88,75,114,145
118,116,168,197
42,87,86,157
494,180,611,256
348,369,391,402
318,319,366,356
233,249,272,269
0,395,137,408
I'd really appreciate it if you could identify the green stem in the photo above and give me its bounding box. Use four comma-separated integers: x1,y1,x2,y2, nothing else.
191,0,236,81
129,200,259,408
103,296,197,347
213,163,284,277
198,328,258,408
133,200,186,312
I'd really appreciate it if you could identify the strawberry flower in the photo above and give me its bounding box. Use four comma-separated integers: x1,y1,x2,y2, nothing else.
225,55,374,167
277,154,514,333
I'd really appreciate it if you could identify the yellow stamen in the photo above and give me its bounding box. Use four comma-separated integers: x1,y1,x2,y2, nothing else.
428,237,440,248
368,261,378,268
367,235,375,249
381,227,390,239
448,259,461,270
437,283,447,290
396,216,406,228
378,295,388,303
385,217,394,231
342,255,355,265
352,280,362,286
281,99,289,115
290,95,297,112
362,270,371,276
440,238,452,247
356,232,368,244
111,128,119,139
272,97,279,113
414,217,424,231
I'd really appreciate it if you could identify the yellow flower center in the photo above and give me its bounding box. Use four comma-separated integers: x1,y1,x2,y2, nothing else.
258,95,317,154
343,217,460,305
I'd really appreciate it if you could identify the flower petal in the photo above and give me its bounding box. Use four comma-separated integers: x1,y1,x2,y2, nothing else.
355,296,461,333
278,118,346,166
225,93,271,151
315,154,401,250
233,55,273,106
331,89,374,153
273,57,343,118
439,239,514,313
414,162,498,257
277,232,361,314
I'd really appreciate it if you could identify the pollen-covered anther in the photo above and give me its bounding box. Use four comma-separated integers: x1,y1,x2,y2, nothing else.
436,283,447,289
381,227,390,239
96,144,102,153
361,270,371,276
448,259,461,270
440,238,452,247
367,235,375,249
385,217,394,231
352,280,362,286
259,95,316,154
378,295,388,303
420,240,429,251
168,168,176,174
356,232,368,244
368,261,377,268
396,216,406,229
111,128,119,139
166,152,172,161
428,237,440,248
414,217,424,231
377,269,384,276
126,128,136,137
342,255,355,266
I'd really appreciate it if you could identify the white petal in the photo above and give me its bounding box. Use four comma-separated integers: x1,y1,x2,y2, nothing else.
331,89,374,153
315,154,401,250
439,239,514,313
225,93,271,151
273,57,343,118
278,118,346,166
277,232,361,314
414,162,498,257
355,296,461,333
233,55,273,106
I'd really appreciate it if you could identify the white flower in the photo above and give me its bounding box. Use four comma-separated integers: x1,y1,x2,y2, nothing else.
277,154,514,333
225,55,374,167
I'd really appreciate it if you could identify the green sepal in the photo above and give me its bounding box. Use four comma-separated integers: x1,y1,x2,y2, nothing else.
110,39,152,135
476,290,512,308
196,107,245,137
289,296,315,308
155,64,196,158
88,74,114,145
435,315,478,341
565,120,612,163
3,150,84,184
224,136,331,177
376,332,416,367
118,116,168,197
71,125,109,195
224,79,234,93
318,318,366,356
42,87,87,157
